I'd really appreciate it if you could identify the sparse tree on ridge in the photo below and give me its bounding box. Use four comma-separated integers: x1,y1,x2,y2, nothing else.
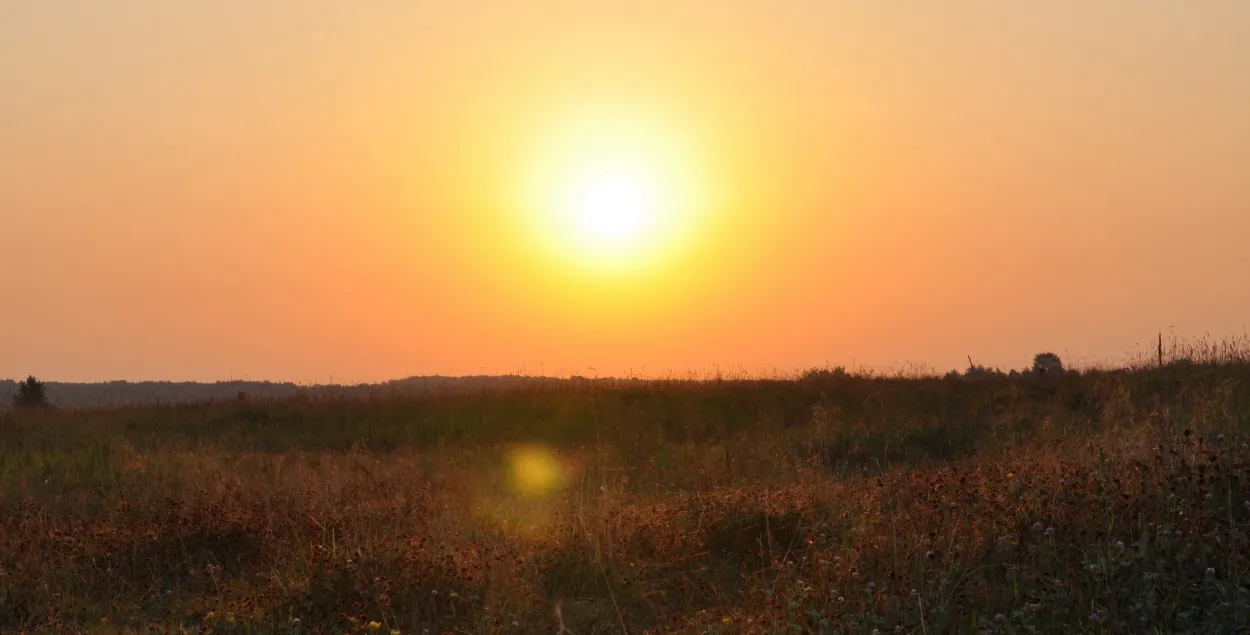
1032,352,1064,376
13,375,48,408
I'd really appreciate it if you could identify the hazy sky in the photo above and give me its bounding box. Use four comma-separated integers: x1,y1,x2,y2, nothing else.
3,1,1248,382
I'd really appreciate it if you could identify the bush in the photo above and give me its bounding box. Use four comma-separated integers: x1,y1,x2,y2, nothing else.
1032,352,1064,376
13,375,48,408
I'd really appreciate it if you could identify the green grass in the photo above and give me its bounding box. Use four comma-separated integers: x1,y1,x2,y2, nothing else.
3,355,1250,633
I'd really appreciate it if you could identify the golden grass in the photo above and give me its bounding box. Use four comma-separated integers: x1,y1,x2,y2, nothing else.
3,356,1250,633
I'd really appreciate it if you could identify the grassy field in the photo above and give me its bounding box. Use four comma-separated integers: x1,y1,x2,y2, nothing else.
3,348,1250,633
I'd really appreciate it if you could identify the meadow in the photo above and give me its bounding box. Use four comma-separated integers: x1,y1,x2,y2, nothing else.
3,342,1250,634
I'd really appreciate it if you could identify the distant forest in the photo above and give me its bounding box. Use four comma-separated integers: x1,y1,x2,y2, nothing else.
0,375,597,408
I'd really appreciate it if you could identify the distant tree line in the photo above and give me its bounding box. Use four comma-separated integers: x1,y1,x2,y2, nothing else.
0,374,626,409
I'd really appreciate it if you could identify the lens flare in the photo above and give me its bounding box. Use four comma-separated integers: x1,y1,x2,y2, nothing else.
509,445,566,497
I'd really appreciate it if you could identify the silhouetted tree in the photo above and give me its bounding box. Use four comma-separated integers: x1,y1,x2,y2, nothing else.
13,376,48,408
1032,353,1064,376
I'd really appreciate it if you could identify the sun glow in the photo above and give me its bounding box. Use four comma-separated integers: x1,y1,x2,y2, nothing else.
517,110,706,274
567,164,658,248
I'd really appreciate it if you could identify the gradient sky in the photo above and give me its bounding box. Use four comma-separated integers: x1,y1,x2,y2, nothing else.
3,1,1248,383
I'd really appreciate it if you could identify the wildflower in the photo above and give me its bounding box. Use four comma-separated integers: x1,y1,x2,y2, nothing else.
866,582,876,591
1045,526,1056,537
448,592,459,598
1031,522,1043,532
994,613,1006,622
721,617,732,624
392,631,401,635
204,611,217,621
1206,567,1216,577
1007,472,1015,480
292,618,302,627
225,614,236,625
925,550,937,560
368,621,382,631
1114,541,1125,551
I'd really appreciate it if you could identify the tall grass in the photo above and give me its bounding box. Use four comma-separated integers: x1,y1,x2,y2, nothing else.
2,343,1250,633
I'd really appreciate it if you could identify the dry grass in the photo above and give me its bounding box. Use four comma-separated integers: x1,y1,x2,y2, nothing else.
3,352,1250,633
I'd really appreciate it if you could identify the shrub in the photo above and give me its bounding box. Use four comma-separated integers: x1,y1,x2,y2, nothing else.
13,375,48,408
1032,352,1064,376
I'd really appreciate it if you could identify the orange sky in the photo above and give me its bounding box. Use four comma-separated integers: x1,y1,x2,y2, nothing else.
2,1,1248,383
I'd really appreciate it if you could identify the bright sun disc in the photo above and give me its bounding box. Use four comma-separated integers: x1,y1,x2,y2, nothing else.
568,168,656,247
517,111,705,274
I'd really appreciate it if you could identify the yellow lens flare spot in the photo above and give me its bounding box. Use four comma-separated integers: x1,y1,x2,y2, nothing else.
509,445,567,497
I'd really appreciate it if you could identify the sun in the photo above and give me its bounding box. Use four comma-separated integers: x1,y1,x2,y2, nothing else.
566,165,659,249
516,111,705,274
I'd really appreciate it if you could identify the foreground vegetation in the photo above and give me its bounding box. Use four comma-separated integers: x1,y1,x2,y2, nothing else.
3,346,1250,633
